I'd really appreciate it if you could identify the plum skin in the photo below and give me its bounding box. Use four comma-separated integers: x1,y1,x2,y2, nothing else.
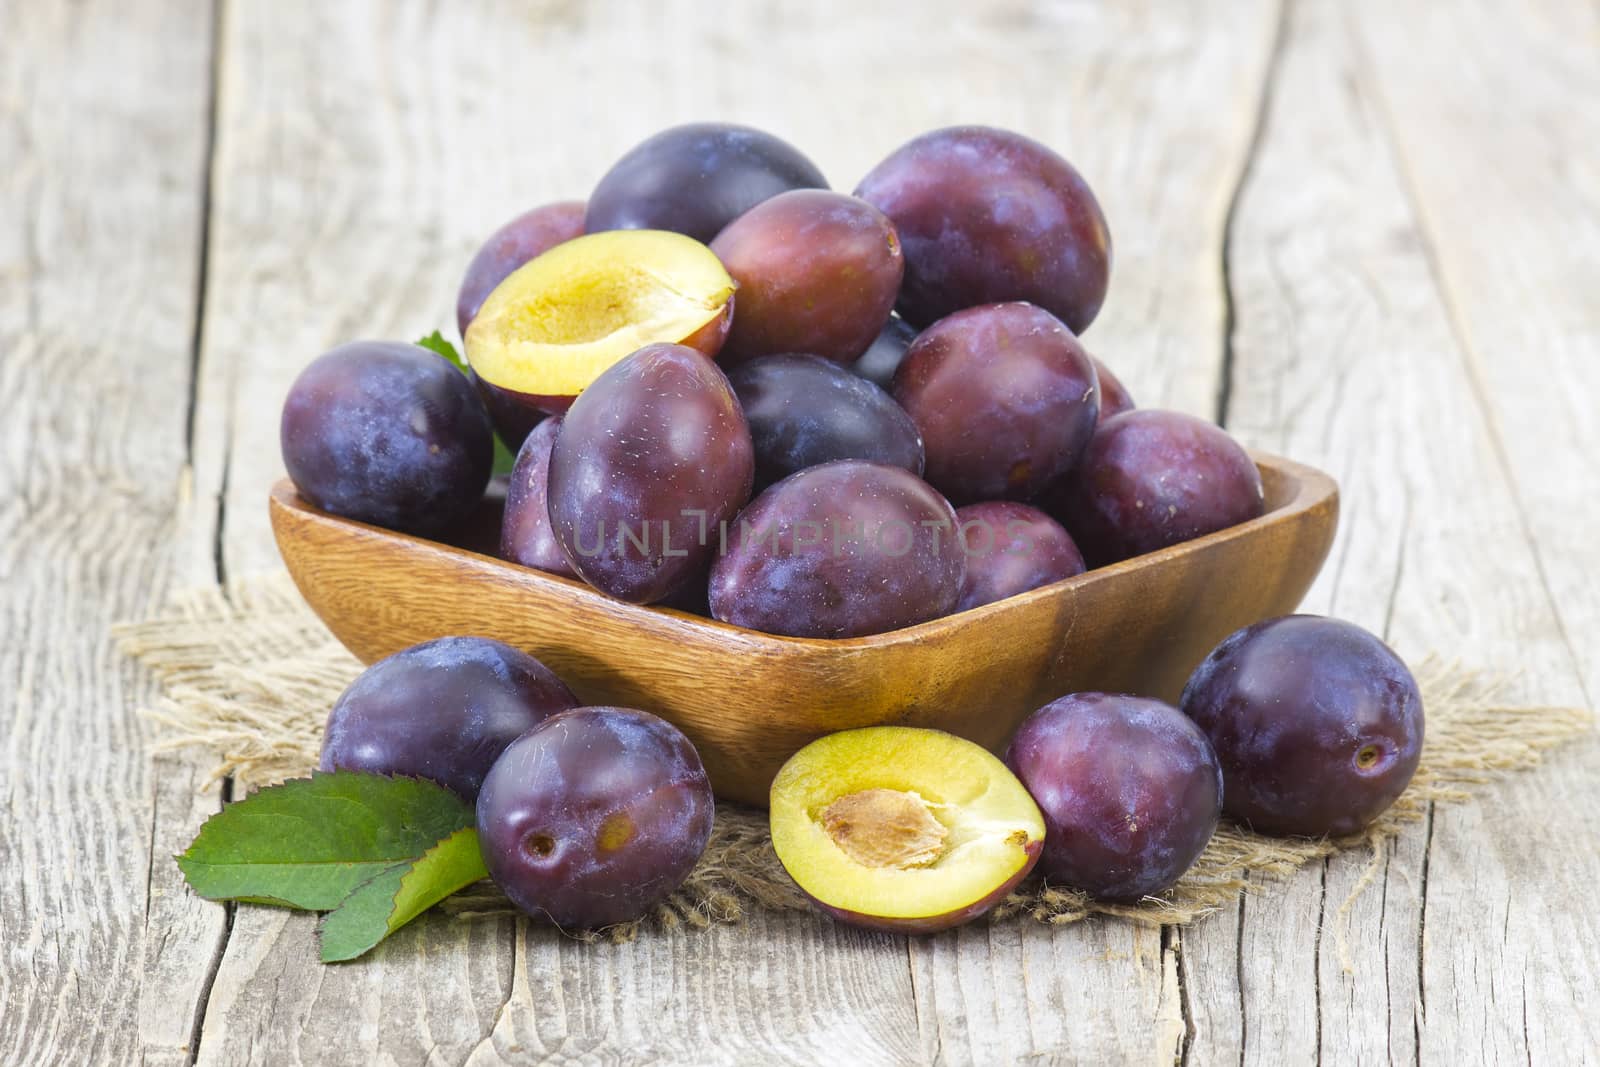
851,316,918,390
1180,615,1425,837
1052,409,1264,566
475,706,714,929
319,637,577,801
727,353,924,489
1092,356,1135,419
1007,693,1223,900
547,343,754,604
456,201,586,337
892,302,1099,504
710,190,903,365
953,501,1085,611
855,125,1111,333
280,341,493,535
709,460,964,639
585,122,828,243
500,417,574,577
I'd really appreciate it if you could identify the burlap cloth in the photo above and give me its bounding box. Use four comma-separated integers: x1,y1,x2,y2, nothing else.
114,572,1592,950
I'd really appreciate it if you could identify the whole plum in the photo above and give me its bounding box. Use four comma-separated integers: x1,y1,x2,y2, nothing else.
728,354,924,489
892,302,1099,503
456,201,586,336
953,501,1085,611
1180,615,1424,837
851,316,918,390
1093,356,1136,419
710,190,902,365
585,123,828,243
501,417,575,577
547,343,754,604
855,126,1110,332
319,637,577,801
476,707,714,928
1006,693,1222,900
709,460,963,639
1053,409,1264,566
280,341,493,535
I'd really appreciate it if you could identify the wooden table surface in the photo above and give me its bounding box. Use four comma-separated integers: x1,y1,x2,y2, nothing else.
4,0,1597,1063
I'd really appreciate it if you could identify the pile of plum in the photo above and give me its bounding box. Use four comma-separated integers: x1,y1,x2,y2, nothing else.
290,123,1423,932
282,123,1268,634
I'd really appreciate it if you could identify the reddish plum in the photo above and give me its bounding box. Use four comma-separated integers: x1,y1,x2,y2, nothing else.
319,637,577,801
501,417,574,577
1180,616,1424,837
892,302,1099,503
1053,409,1264,566
1007,693,1222,900
953,502,1085,611
709,460,963,639
456,201,585,336
855,126,1110,332
476,707,714,928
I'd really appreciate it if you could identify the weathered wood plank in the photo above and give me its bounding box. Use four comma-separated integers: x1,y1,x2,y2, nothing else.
0,1,218,1063
1183,1,1600,1064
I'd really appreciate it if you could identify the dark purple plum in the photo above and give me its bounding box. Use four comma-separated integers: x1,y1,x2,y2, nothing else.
709,460,963,638
456,201,586,336
475,706,714,928
547,343,754,604
501,417,575,577
585,123,828,243
280,341,493,535
710,190,902,365
892,302,1099,503
319,637,577,801
953,501,1085,611
1006,693,1222,900
1180,616,1425,837
727,354,924,489
1051,409,1265,566
851,316,918,390
1093,356,1135,419
855,126,1111,332
472,370,545,453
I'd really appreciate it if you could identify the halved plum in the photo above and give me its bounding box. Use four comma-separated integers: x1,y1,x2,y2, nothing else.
463,229,735,415
770,727,1045,933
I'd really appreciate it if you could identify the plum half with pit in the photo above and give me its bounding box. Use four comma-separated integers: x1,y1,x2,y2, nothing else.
708,460,963,639
585,122,828,243
953,501,1085,611
1052,409,1264,566
476,706,714,929
281,340,494,535
727,354,924,489
319,637,577,802
548,343,754,604
710,190,903,365
1007,693,1222,900
855,126,1111,333
500,417,574,578
770,726,1045,933
1180,615,1425,837
892,302,1099,503
464,229,735,416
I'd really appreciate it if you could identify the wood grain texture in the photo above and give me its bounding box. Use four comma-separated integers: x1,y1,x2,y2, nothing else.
1182,0,1600,1064
0,0,218,1063
269,453,1335,806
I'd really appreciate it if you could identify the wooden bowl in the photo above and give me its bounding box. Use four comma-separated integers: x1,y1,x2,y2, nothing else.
269,452,1337,806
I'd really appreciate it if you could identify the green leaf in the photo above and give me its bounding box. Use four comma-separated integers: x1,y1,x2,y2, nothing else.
416,329,465,370
416,330,518,475
318,827,489,963
176,772,476,911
